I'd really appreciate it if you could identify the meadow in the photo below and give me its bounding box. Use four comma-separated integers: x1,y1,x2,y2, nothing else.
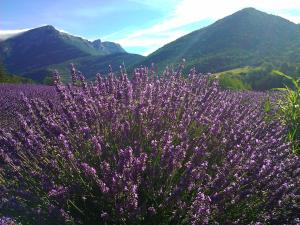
0,65,299,224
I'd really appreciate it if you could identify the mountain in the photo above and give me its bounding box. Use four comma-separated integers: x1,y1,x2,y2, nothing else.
140,8,300,73
24,53,145,83
0,25,128,80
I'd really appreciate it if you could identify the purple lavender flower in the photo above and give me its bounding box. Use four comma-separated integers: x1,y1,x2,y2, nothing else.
0,217,21,225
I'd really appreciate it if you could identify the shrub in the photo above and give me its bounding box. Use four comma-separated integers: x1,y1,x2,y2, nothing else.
273,70,300,154
0,66,299,224
218,72,251,90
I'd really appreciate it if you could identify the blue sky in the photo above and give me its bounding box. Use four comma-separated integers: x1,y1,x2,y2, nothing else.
1,0,300,55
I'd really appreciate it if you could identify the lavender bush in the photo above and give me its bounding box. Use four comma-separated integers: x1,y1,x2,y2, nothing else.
0,217,21,225
0,66,299,224
0,216,20,225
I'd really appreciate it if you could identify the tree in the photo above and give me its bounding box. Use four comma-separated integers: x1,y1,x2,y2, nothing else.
0,61,7,81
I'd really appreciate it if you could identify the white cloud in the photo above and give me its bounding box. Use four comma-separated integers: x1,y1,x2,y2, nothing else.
111,0,300,55
0,26,77,41
0,29,30,40
37,24,72,34
119,30,188,56
279,14,300,23
116,30,187,47
56,28,71,34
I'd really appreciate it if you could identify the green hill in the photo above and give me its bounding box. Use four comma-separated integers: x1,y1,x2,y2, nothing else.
215,62,300,90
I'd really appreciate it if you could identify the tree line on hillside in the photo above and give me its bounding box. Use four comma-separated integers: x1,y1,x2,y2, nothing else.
2,56,300,90
0,61,32,84
218,62,300,91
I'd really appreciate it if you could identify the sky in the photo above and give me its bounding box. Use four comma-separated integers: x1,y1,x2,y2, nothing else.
1,0,300,56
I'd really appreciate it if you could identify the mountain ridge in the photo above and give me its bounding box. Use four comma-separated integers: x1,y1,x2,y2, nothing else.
0,25,127,78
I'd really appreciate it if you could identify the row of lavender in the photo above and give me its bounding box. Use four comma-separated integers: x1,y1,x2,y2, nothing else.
0,67,299,224
0,84,56,130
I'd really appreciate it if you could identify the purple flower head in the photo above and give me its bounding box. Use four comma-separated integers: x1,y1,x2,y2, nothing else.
48,186,69,198
0,217,21,225
147,206,156,215
81,162,97,177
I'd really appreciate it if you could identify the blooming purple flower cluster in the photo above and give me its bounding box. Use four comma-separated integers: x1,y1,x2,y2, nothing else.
0,216,21,225
0,66,299,224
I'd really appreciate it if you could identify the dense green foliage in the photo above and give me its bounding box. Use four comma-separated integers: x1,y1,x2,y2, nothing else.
0,62,32,84
217,63,300,90
139,8,300,74
273,71,300,154
218,72,251,90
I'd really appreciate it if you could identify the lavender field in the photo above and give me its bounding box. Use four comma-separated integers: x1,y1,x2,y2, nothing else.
0,84,57,130
0,67,299,225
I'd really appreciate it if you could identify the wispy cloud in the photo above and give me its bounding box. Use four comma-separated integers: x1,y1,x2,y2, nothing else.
0,28,30,40
110,0,300,55
0,26,95,42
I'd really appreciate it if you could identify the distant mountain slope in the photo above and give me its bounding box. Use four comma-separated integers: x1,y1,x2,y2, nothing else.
23,53,145,83
0,25,126,77
141,8,300,73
